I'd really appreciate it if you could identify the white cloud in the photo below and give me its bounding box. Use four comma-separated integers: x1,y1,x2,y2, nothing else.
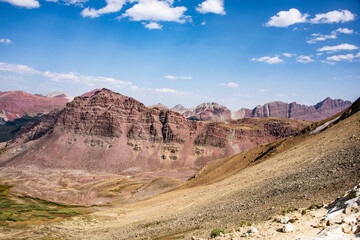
283,53,295,58
311,10,355,24
155,88,176,93
0,0,40,8
335,28,353,34
317,43,358,52
307,32,337,44
81,0,126,18
201,21,206,26
307,28,354,44
0,62,41,74
44,71,132,87
266,8,308,27
196,0,225,15
251,56,283,64
122,0,189,24
219,82,239,88
179,76,192,80
296,55,314,63
144,21,163,30
321,60,336,66
326,52,360,62
164,75,176,80
0,38,12,44
0,61,132,88
63,0,88,6
164,75,192,80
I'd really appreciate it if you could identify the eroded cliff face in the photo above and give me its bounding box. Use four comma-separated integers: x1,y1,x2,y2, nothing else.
5,89,309,175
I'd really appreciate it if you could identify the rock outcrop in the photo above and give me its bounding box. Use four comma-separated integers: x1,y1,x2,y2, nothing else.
4,89,309,175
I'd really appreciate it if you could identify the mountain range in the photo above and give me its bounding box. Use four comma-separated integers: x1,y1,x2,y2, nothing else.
171,97,352,122
4,89,309,176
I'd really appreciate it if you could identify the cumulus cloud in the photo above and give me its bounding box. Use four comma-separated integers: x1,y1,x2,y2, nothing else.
283,53,295,58
143,21,162,30
317,43,358,52
219,82,239,88
326,52,360,62
0,38,12,44
121,0,189,23
296,55,314,63
251,56,283,64
311,10,355,24
266,8,309,27
81,0,126,18
266,9,355,28
196,0,225,15
0,0,40,8
164,75,192,80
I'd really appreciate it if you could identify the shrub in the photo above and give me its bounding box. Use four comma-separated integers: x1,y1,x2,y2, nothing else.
309,204,321,210
239,221,251,227
301,209,307,215
281,207,295,215
210,227,225,238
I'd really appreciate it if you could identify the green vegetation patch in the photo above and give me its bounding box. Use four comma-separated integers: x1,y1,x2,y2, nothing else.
0,185,80,226
281,207,297,215
210,227,225,238
239,220,252,227
0,114,42,142
309,203,322,210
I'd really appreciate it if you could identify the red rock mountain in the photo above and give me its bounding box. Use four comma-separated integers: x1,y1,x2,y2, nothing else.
5,89,309,175
172,98,352,122
0,91,70,123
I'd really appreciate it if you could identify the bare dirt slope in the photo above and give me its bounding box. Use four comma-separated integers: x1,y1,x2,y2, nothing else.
1,99,359,239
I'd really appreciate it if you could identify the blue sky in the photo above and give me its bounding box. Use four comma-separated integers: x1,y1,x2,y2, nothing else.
0,0,359,110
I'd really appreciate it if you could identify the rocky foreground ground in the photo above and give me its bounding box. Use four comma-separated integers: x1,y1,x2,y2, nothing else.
193,184,360,240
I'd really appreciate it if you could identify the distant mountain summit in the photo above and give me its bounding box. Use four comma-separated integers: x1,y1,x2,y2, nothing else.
46,91,74,101
171,102,233,122
172,97,352,122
